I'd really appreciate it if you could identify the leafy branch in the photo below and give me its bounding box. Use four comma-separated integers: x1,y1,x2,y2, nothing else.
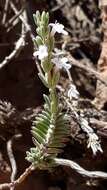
26,11,70,168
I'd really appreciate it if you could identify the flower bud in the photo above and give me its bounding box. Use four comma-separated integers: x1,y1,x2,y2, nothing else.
45,12,49,25
41,11,46,23
33,11,40,26
41,11,49,26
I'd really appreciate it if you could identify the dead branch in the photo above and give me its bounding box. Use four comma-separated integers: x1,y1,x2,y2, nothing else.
5,5,26,29
7,134,22,190
50,2,65,12
0,164,34,190
1,157,107,189
54,158,107,179
56,0,94,29
90,118,107,130
67,53,107,86
0,1,33,70
0,23,26,69
2,0,9,25
90,118,107,137
9,1,33,36
93,1,107,109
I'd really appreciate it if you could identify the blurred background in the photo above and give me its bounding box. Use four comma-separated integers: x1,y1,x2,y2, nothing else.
0,0,107,190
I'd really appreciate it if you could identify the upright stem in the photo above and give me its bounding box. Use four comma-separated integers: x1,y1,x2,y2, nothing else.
49,87,57,114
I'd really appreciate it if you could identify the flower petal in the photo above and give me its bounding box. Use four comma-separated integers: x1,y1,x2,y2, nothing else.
49,22,68,36
62,29,68,35
34,45,48,60
33,51,39,57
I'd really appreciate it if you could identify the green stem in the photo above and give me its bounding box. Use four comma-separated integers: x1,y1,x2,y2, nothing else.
49,87,57,114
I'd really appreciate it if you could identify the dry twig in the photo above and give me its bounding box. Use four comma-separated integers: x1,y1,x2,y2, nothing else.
5,5,26,29
67,53,107,86
2,0,9,24
0,1,31,70
7,134,22,190
0,17,26,69
0,164,34,190
9,1,34,40
1,157,107,189
0,33,26,69
54,158,107,179
93,1,107,109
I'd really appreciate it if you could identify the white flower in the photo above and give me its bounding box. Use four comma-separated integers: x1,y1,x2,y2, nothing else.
33,45,48,60
52,57,71,71
87,133,103,155
49,22,68,36
68,84,79,99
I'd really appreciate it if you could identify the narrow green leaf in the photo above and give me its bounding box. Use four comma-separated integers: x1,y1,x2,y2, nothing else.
38,113,50,121
31,130,44,144
38,73,48,88
33,127,46,138
36,117,50,126
32,124,48,134
32,137,41,149
43,95,51,109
